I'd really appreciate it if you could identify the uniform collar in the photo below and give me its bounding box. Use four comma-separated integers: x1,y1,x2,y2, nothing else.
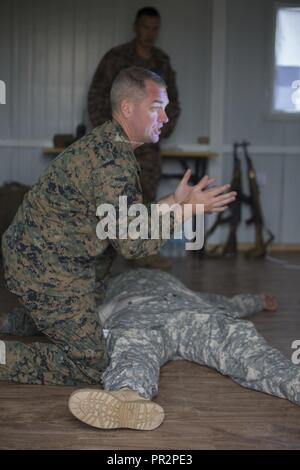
111,118,133,148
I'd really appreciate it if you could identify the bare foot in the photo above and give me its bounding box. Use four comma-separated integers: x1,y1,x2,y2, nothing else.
261,292,277,312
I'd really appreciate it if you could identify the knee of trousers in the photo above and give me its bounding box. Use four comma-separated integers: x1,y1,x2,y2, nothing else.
67,341,109,384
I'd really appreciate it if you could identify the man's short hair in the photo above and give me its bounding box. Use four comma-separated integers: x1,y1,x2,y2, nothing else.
135,7,160,23
110,66,166,113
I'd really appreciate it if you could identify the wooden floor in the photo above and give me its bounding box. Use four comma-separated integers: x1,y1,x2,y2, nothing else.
0,252,300,450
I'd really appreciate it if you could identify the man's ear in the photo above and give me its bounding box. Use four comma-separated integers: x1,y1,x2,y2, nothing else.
120,99,133,118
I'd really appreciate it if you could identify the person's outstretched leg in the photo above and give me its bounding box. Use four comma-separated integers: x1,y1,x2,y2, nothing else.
178,311,300,406
102,322,179,398
69,313,180,430
68,387,165,431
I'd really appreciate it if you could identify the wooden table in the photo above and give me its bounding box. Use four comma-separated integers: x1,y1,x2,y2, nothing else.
160,149,219,184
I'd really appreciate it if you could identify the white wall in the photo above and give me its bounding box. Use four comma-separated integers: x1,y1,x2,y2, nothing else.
220,0,300,244
225,0,300,147
0,0,299,244
0,0,212,183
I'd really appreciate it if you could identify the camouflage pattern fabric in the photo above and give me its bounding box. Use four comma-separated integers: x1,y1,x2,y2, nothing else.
1,121,174,384
2,120,171,298
101,269,300,405
0,291,107,385
135,143,161,203
88,40,181,202
1,269,299,407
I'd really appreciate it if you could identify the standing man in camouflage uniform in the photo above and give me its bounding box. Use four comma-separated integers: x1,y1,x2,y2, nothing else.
88,7,180,204
0,67,236,387
68,269,300,431
88,7,180,269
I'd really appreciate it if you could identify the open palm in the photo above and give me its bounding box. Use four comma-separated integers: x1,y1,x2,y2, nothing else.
174,169,236,214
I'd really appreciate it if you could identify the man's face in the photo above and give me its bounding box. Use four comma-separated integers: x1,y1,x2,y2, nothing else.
130,80,169,144
134,15,160,49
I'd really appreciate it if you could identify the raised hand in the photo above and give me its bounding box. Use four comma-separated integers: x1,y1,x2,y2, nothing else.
174,170,237,214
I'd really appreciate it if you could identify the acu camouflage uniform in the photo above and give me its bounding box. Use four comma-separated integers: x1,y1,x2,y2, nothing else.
1,269,300,406
88,40,181,202
0,121,173,385
99,269,300,406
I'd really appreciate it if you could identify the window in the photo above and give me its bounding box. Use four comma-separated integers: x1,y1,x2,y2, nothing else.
273,5,300,113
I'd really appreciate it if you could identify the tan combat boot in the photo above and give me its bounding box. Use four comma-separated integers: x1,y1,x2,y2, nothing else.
68,388,164,430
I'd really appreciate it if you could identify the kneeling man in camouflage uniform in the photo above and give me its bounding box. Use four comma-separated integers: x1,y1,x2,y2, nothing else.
0,67,235,388
67,268,300,430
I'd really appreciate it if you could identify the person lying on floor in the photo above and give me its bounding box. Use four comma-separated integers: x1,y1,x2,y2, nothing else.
1,268,299,431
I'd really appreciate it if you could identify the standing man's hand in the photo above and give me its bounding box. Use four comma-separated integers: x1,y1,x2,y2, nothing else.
174,169,237,214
